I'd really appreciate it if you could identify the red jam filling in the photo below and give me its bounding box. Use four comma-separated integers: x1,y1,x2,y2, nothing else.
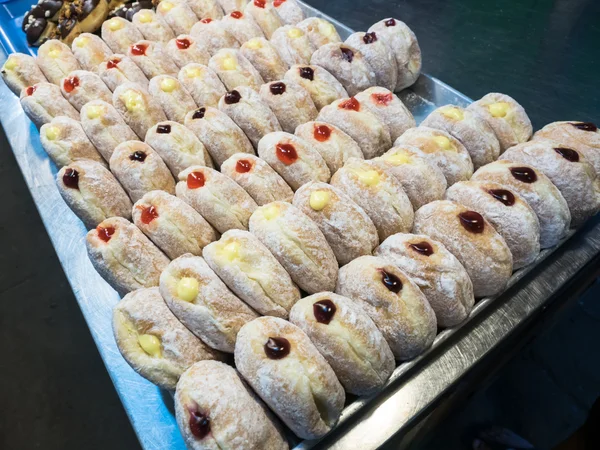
253,0,266,8
379,269,402,293
140,205,158,224
409,241,434,256
63,76,79,93
235,159,252,173
372,92,393,105
276,143,298,165
458,211,485,234
385,18,396,27
363,32,378,44
26,86,37,96
62,168,79,189
230,10,243,19
97,226,115,243
313,299,336,324
339,97,360,111
201,18,213,23
107,58,121,69
130,43,148,56
314,124,331,142
187,171,205,189
188,408,210,439
510,166,537,183
176,38,191,50
273,0,285,6
488,189,515,206
554,147,579,162
264,337,290,359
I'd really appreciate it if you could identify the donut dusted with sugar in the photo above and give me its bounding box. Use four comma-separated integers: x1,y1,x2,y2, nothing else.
221,9,265,43
186,0,224,20
217,0,249,14
284,64,348,110
298,17,342,48
127,40,179,79
259,80,317,133
60,70,112,111
1,53,47,96
244,0,283,39
101,17,144,54
190,18,240,55
36,40,81,85
178,64,226,108
271,25,315,67
112,83,167,139
71,34,112,74
209,48,265,91
99,54,149,91
156,0,198,36
271,0,304,25
355,87,416,141
345,32,398,93
166,35,211,69
148,75,197,124
20,82,79,128
132,9,175,44
241,38,289,83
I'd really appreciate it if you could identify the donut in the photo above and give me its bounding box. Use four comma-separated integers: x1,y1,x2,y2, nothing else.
336,255,437,360
20,82,79,128
271,0,304,25
112,82,168,139
156,0,198,35
259,80,317,133
174,361,288,450
108,0,150,22
208,48,265,91
185,0,224,20
36,40,81,85
184,106,254,167
394,126,474,186
86,217,170,295
176,166,258,233
189,18,240,55
289,292,395,395
101,17,144,54
221,9,264,43
166,35,211,69
234,316,345,439
60,70,112,111
373,145,447,209
270,25,314,67
217,0,248,14
98,54,149,91
159,254,259,352
375,233,474,328
413,200,513,297
113,288,225,391
132,190,217,258
178,64,227,108
22,6,59,47
127,40,179,79
330,158,414,241
80,99,140,161
220,153,294,205
203,229,300,317
109,141,176,202
77,0,110,34
244,0,283,39
367,18,421,91
354,87,414,142
240,38,289,83
249,201,338,294
467,93,533,153
317,97,391,159
132,9,175,44
284,64,348,110
1,53,47,96
500,140,600,226
297,17,342,48
345,32,397,93
71,33,113,74
148,75,198,123
421,105,501,169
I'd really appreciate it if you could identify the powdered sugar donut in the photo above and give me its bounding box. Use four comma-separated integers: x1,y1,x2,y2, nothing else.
101,17,144,54
156,0,198,35
60,70,112,111
127,40,179,79
244,0,282,38
355,86,415,141
178,63,227,108
345,32,397,93
36,40,81,85
190,18,240,55
2,53,46,97
284,64,348,110
132,9,175,44
186,0,224,20
209,48,264,90
298,17,342,48
259,80,317,133
71,33,112,74
271,0,304,25
20,82,79,128
166,35,211,69
271,25,314,67
240,38,288,82
221,9,264,43
148,75,197,123
98,54,149,91
112,83,167,139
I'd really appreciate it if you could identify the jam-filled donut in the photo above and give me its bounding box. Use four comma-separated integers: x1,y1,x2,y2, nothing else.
293,182,379,265
203,229,300,317
209,48,265,91
176,166,258,233
114,288,225,391
331,158,414,241
40,116,103,168
127,40,179,79
156,0,198,35
271,0,304,25
355,87,415,141
345,32,397,93
289,292,394,395
240,38,289,83
421,105,501,169
413,200,513,297
1,53,47,96
20,82,79,128
298,17,341,48
148,75,198,124
86,217,170,295
336,255,437,360
257,132,330,190
71,33,113,74
375,233,474,328
132,9,175,44
112,82,168,138
259,80,317,133
57,159,132,228
80,99,140,161
99,54,149,91
101,17,144,54
317,97,391,159
221,153,293,205
109,141,176,202
184,106,254,167
368,18,421,91
178,64,227,108
36,40,81,85
133,190,217,259
234,316,345,439
217,0,248,14
394,126,474,186
373,145,447,209
500,140,600,226
185,0,224,20
249,201,338,294
467,93,533,153
284,64,348,110
190,18,240,55
159,254,259,352
244,0,282,39
166,35,211,69
174,361,288,450
221,9,265,43
271,25,314,67
60,70,112,111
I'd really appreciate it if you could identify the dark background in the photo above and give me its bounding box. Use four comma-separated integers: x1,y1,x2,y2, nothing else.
1,0,599,449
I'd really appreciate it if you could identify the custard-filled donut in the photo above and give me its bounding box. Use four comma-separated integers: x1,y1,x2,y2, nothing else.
176,166,258,233
186,0,224,20
375,233,474,328
36,40,81,85
467,92,533,153
184,106,254,167
60,70,112,111
240,38,288,83
178,64,227,108
127,40,179,79
166,35,211,69
331,158,414,241
113,288,224,390
221,153,293,205
284,64,348,110
421,105,501,169
209,48,265,91
249,201,338,294
190,18,240,55
1,53,47,96
156,0,198,35
203,229,300,317
133,190,217,258
112,82,168,139
298,17,342,48
293,182,379,265
221,9,264,43
373,145,447,209
148,75,198,123
271,25,314,67
271,0,304,25
101,17,144,54
174,361,287,450
20,82,79,128
86,217,170,295
317,97,391,159
394,126,474,186
259,80,317,133
80,99,140,161
217,0,248,14
413,200,513,297
355,87,415,141
257,132,330,190
40,116,104,168
500,140,600,226
71,33,112,74
57,159,132,228
109,141,176,202
234,316,345,439
159,254,259,352
336,255,437,360
345,32,397,93
368,18,421,91
98,54,149,91
244,0,282,38
132,9,175,44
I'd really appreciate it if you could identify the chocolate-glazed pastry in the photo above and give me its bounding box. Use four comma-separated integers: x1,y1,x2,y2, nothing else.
148,75,197,123
178,63,227,108
54,16,82,47
244,0,282,38
209,48,264,91
189,18,240,55
109,140,176,202
156,0,198,36
271,25,314,67
98,54,149,91
185,0,224,20
36,40,81,85
221,9,265,43
166,35,211,69
112,82,168,138
71,33,113,74
413,200,513,298
20,82,79,128
132,9,175,44
1,53,47,96
240,38,288,82
221,153,294,205
297,17,342,48
394,126,474,186
77,0,110,34
57,159,133,228
60,70,112,111
216,0,248,14
284,64,348,110
127,40,179,78
345,32,397,93
86,217,170,295
259,80,317,133
101,17,144,54
355,87,415,141
22,1,62,46
271,0,304,25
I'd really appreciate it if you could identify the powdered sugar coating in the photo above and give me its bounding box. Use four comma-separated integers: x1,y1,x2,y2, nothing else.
222,9,265,43
112,82,168,139
127,40,179,79
298,17,342,48
259,80,317,133
345,33,398,93
271,25,315,67
244,0,282,38
178,63,227,108
156,0,198,35
99,54,149,91
1,53,47,96
218,0,249,14
132,9,175,44
190,19,240,55
20,82,79,128
186,0,224,20
355,86,415,141
166,35,211,69
284,64,348,110
36,40,81,84
101,17,144,54
59,70,112,111
240,38,288,82
272,0,304,25
148,75,198,124
71,34,113,74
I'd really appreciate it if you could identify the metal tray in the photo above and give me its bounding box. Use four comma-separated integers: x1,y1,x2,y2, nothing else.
1,2,599,449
